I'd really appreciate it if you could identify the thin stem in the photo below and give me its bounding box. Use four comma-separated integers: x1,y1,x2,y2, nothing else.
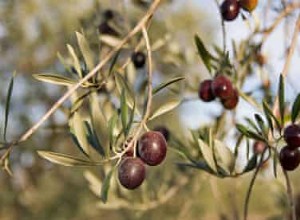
0,0,163,162
283,168,296,220
243,149,267,220
261,3,300,43
214,0,227,52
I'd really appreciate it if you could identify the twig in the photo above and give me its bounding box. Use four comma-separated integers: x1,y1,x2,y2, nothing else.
261,3,300,43
214,0,227,53
243,148,267,220
0,0,163,162
283,166,296,220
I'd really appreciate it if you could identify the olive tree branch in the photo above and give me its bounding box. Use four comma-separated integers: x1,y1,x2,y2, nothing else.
0,0,163,163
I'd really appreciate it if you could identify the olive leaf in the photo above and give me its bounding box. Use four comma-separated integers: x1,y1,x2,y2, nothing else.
214,140,235,174
89,91,109,156
100,167,116,203
33,74,77,86
262,101,281,131
198,138,217,173
243,155,257,173
278,74,285,125
148,99,181,121
67,44,82,78
152,77,185,95
3,72,15,141
84,121,105,156
37,151,100,167
194,35,215,73
114,72,135,109
76,32,94,71
99,35,129,48
291,94,300,123
120,89,129,136
69,112,91,157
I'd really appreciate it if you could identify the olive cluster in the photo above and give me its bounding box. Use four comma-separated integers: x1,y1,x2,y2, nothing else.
198,75,239,110
220,0,258,21
279,124,300,171
118,128,169,190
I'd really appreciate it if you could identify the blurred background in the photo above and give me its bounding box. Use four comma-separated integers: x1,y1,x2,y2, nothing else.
0,0,300,219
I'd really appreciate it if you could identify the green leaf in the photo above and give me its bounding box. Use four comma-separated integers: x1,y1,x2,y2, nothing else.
236,124,265,142
262,101,281,131
291,94,300,123
69,112,91,157
245,118,260,134
108,113,118,150
84,121,105,156
67,44,82,78
243,155,257,173
114,73,135,109
76,32,94,71
278,74,285,125
169,136,194,161
149,99,181,121
125,100,136,136
37,151,100,167
100,35,127,48
33,74,77,86
214,140,235,174
152,77,185,95
246,130,266,142
89,91,109,156
236,124,250,136
177,161,216,175
198,138,217,173
3,73,15,141
108,50,121,77
57,52,72,73
262,102,274,134
194,35,214,73
120,89,128,135
100,168,115,203
254,114,267,136
238,89,261,110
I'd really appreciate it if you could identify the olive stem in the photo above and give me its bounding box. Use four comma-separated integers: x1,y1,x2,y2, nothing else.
243,148,267,220
283,168,296,220
214,0,227,53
